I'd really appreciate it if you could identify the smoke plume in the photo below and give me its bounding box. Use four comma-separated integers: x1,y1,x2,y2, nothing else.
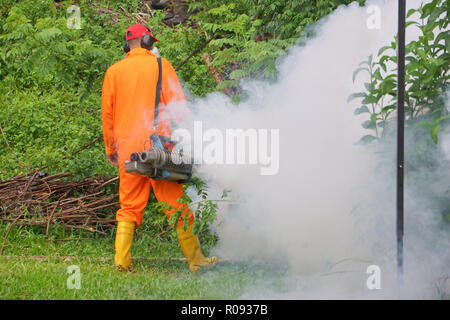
177,0,449,299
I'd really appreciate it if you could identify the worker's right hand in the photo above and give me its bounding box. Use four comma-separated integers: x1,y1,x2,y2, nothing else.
107,153,118,167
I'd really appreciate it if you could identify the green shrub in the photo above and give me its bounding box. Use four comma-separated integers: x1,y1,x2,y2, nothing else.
350,0,449,145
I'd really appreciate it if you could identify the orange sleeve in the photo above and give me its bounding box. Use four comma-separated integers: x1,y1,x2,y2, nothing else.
161,58,190,124
101,68,117,156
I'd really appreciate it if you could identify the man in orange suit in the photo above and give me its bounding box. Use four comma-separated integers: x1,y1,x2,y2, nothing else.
101,24,217,272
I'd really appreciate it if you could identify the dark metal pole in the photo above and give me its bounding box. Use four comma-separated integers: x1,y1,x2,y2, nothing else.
397,0,406,275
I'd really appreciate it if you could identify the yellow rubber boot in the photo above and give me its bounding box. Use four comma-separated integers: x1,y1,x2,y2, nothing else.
114,221,135,271
177,223,218,272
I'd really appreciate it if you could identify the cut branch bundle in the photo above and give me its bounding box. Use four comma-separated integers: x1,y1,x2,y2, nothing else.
0,170,120,237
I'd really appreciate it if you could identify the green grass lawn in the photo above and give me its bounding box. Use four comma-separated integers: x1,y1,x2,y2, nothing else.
2,214,447,300
0,210,286,299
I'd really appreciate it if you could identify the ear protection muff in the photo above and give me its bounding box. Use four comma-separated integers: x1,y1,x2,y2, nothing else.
123,30,132,53
140,26,154,50
123,40,130,53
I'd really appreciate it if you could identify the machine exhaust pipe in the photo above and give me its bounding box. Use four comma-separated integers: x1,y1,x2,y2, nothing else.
125,147,193,183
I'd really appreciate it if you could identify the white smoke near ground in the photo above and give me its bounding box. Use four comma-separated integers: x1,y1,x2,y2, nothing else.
442,90,450,161
176,0,449,299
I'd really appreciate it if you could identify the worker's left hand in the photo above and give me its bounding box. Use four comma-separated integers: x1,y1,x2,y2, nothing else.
107,153,118,167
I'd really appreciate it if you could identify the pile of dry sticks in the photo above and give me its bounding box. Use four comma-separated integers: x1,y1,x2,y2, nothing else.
0,168,119,238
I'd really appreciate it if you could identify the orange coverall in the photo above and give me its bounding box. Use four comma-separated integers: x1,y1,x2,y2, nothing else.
101,48,193,227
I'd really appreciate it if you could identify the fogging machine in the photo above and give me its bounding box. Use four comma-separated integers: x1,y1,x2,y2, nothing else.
125,133,192,183
124,56,192,183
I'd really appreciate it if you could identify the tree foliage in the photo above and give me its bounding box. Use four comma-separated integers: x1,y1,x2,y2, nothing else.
0,0,363,180
350,0,449,220
0,0,363,230
351,0,449,145
187,0,363,93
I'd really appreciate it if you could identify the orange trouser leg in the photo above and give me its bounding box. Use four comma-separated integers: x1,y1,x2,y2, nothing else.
116,173,193,227
115,136,193,227
116,169,152,227
116,137,152,227
151,179,194,227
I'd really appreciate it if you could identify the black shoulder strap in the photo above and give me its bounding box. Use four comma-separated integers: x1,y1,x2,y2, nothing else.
153,57,162,129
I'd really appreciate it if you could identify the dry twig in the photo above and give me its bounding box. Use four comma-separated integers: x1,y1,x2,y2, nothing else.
0,172,120,254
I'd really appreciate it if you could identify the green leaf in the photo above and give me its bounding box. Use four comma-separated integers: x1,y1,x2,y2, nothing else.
380,78,397,95
347,92,366,102
381,104,396,113
362,120,376,130
406,21,419,28
378,55,390,66
359,60,370,67
430,124,440,144
414,120,432,129
35,27,62,42
406,8,417,18
356,135,377,145
373,68,382,81
354,105,370,115
229,69,246,79
370,113,378,122
434,115,450,124
352,67,369,83
362,95,379,105
378,45,392,56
